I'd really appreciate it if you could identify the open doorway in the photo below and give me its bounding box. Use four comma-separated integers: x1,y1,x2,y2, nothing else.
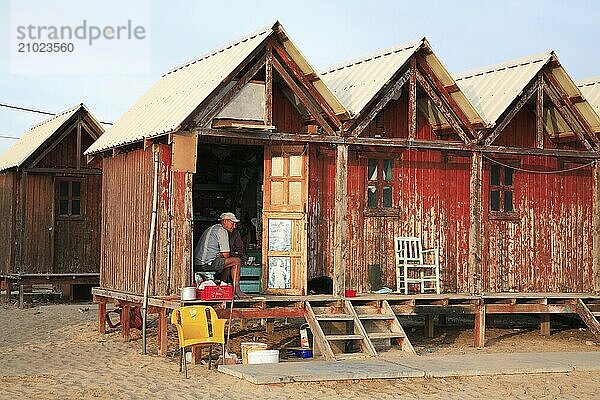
192,142,264,291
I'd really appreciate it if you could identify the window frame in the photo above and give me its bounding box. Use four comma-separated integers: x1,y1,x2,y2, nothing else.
488,161,519,221
55,178,85,221
364,156,398,217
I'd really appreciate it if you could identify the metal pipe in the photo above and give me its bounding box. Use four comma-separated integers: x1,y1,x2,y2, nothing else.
142,145,160,355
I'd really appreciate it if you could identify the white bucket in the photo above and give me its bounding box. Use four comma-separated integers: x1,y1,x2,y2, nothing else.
246,349,279,365
241,342,268,364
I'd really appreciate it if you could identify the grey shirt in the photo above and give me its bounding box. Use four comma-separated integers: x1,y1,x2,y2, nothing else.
194,223,230,265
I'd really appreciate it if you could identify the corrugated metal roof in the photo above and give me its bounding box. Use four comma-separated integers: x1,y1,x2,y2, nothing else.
320,37,483,127
455,52,600,134
454,53,551,127
86,21,347,155
577,77,600,116
0,103,91,172
320,39,421,117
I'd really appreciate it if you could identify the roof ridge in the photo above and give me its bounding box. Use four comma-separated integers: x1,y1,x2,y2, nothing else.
28,103,82,131
454,51,552,81
320,37,424,75
162,22,275,77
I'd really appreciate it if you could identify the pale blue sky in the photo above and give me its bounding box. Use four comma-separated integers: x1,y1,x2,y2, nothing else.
1,0,599,153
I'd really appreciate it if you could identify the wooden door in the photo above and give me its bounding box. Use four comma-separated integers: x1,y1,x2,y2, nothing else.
53,178,87,273
262,145,308,295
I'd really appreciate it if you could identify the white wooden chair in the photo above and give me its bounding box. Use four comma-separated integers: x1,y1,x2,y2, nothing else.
394,237,440,294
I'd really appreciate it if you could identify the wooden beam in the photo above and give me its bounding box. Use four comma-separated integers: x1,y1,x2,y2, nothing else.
415,71,471,144
23,168,102,175
425,314,435,338
444,83,459,93
544,70,598,145
121,304,131,342
265,44,273,127
542,79,594,150
468,152,483,294
199,128,600,158
333,144,348,297
351,69,410,137
594,161,600,293
536,73,545,149
271,40,342,130
17,172,27,276
416,53,477,139
484,81,538,146
570,95,585,104
408,58,417,140
76,115,82,170
199,56,267,127
271,56,336,135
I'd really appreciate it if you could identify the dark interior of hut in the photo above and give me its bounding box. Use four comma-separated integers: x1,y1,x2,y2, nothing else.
192,143,264,268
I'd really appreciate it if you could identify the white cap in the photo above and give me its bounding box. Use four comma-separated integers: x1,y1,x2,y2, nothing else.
219,212,240,222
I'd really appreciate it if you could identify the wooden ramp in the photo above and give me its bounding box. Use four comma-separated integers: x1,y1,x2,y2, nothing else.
305,299,414,361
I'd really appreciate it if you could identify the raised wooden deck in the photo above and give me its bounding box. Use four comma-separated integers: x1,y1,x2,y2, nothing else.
92,287,600,357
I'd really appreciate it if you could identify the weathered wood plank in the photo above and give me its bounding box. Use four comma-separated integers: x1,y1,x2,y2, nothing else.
536,73,544,149
576,299,600,341
474,303,485,348
594,162,600,293
468,153,483,294
333,144,348,297
98,301,107,334
408,58,417,140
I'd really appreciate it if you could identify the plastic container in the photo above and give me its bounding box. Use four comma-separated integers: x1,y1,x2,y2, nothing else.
241,342,268,364
247,349,279,364
286,348,313,359
198,285,233,300
345,289,357,298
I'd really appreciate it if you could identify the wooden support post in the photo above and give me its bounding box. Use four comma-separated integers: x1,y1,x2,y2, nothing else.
536,73,544,149
4,278,9,304
98,301,107,334
121,305,131,342
438,314,447,325
540,314,551,336
19,284,24,309
425,315,435,338
266,318,275,333
60,283,72,301
594,161,600,292
333,144,348,297
191,345,202,364
468,152,483,294
408,58,417,140
239,319,247,329
264,44,273,127
474,303,486,348
158,308,168,356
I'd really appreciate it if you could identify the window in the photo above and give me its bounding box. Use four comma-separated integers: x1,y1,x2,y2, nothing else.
490,164,514,213
367,158,394,208
57,179,83,218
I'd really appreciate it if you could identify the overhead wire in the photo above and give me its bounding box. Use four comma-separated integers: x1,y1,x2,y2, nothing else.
483,154,596,174
0,102,113,125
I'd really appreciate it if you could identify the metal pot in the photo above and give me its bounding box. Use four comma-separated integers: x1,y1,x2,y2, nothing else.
180,286,197,301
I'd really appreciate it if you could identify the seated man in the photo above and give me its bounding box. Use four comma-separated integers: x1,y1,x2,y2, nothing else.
194,212,249,298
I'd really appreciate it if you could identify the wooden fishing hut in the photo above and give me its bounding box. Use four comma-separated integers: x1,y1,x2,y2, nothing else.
0,104,104,304
88,23,600,357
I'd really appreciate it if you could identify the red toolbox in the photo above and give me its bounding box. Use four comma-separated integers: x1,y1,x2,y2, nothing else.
198,285,233,300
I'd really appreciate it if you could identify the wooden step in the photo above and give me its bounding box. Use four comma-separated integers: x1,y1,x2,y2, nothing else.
336,353,369,360
324,334,363,341
367,332,406,339
315,314,354,321
358,314,395,320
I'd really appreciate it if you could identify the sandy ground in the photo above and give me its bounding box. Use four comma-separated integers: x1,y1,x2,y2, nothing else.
2,301,600,400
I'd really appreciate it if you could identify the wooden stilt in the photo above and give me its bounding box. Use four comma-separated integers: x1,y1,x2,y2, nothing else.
474,303,486,348
121,305,131,341
4,278,10,304
19,284,24,309
438,314,447,325
158,308,168,356
540,314,550,336
425,315,435,338
191,345,202,364
98,301,107,334
266,318,275,333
